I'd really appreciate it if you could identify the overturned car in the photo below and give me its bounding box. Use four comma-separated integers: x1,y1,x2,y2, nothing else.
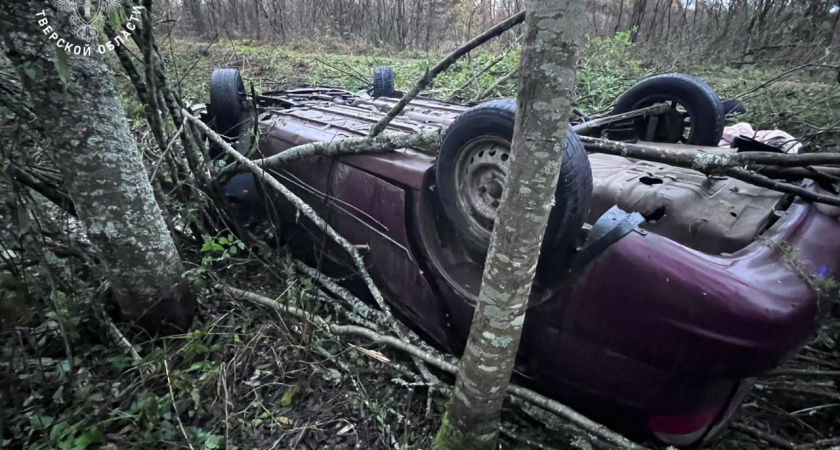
204,68,840,446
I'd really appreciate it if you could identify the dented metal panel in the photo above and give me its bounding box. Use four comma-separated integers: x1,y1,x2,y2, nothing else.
588,153,786,255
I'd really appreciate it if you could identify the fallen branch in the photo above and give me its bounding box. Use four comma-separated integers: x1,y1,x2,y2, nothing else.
291,258,440,355
751,165,840,183
219,284,648,450
758,384,840,401
185,109,389,314
246,130,442,171
726,168,840,207
580,136,840,169
184,110,438,383
765,369,840,378
367,10,526,137
734,56,833,101
580,137,840,206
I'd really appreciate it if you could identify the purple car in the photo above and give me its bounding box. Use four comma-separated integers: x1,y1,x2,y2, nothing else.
207,69,840,446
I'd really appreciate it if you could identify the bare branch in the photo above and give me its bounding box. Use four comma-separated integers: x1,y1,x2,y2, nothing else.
219,284,648,450
184,109,438,382
255,130,441,168
473,68,518,101
367,10,526,137
580,137,840,206
580,136,840,169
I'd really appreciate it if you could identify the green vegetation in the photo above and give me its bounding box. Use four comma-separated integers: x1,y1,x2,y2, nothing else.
6,33,840,450
4,264,437,449
151,33,840,150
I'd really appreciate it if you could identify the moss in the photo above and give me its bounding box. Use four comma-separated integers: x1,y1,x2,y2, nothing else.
431,412,499,450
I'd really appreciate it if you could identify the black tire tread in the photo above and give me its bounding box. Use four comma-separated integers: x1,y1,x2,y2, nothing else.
209,68,246,139
435,98,592,254
373,66,396,98
611,73,725,146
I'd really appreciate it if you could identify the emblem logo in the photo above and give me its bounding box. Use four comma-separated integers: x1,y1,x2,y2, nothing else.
54,0,122,42
36,2,142,56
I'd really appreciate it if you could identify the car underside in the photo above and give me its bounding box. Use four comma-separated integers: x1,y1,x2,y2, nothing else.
203,70,840,447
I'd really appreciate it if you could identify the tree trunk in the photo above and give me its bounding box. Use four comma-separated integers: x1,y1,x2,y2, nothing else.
431,0,585,448
0,0,194,334
615,0,626,34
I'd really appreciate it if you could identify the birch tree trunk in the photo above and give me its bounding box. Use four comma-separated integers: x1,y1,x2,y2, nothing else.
1,1,194,333
431,0,585,448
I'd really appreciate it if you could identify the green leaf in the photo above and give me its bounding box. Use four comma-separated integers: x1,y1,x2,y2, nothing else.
22,63,38,81
202,434,224,450
55,47,71,87
66,426,104,450
280,386,296,407
218,237,228,245
28,414,53,431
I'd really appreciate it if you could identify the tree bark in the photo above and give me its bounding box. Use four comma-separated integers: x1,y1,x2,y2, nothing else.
431,0,585,448
1,1,194,333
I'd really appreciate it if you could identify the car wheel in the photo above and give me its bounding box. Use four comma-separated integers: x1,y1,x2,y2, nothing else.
609,73,725,146
435,98,593,255
372,66,396,98
209,68,250,157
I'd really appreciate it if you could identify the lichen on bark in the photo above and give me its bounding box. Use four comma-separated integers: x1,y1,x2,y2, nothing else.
0,0,194,333
433,0,586,448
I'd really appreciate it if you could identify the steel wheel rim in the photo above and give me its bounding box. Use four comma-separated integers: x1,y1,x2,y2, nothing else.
453,136,512,239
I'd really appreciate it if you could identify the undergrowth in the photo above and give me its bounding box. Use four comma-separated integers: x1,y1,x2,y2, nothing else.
140,32,840,150
3,32,840,450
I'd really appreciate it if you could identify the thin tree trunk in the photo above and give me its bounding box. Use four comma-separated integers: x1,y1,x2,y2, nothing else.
0,1,194,333
615,0,626,34
431,0,585,448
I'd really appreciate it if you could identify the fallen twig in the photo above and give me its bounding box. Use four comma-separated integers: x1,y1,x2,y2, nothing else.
725,168,840,207
185,110,438,383
731,423,797,450
367,10,526,137
315,57,371,86
766,369,840,378
164,359,197,450
292,258,439,355
758,385,840,401
220,284,648,450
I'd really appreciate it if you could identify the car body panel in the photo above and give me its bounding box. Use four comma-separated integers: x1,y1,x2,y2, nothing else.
227,89,840,444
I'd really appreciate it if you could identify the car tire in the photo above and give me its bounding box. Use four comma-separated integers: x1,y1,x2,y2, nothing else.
210,68,249,139
372,66,396,98
435,98,593,255
609,73,725,146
